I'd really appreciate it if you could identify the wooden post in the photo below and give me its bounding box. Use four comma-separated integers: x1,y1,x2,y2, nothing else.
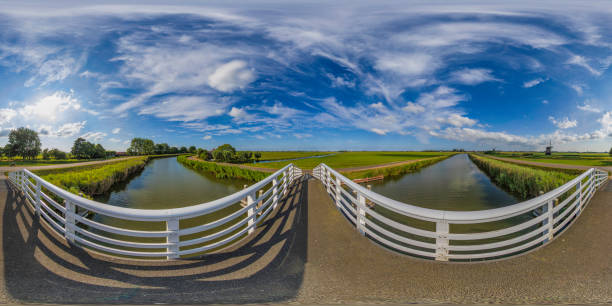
356,192,366,235
35,180,41,216
272,177,279,209
64,200,76,243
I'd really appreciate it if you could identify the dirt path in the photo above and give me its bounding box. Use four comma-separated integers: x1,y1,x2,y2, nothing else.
0,156,140,173
486,155,612,173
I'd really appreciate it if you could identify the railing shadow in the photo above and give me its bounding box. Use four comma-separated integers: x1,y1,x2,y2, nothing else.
2,175,309,304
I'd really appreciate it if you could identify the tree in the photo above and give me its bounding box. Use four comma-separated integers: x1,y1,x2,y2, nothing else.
71,138,96,159
49,148,67,160
212,144,237,162
199,149,211,161
188,146,197,154
169,146,179,154
93,144,106,158
609,147,612,156
254,152,262,161
154,143,170,154
128,138,155,155
8,127,41,160
42,149,51,160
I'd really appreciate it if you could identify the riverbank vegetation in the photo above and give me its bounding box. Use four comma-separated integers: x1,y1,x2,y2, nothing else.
35,157,150,197
341,155,452,179
484,151,612,167
469,154,577,200
248,151,455,170
177,155,268,181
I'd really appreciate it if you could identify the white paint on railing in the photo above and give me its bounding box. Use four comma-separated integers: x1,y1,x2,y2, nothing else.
7,163,302,259
313,163,608,262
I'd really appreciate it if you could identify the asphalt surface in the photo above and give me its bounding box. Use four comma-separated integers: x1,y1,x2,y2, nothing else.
1,176,611,304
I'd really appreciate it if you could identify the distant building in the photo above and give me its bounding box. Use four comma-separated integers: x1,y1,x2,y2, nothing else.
115,152,128,156
545,141,552,156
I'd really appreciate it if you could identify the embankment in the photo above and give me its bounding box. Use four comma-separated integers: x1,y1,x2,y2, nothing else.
341,155,452,180
177,155,269,181
469,154,577,200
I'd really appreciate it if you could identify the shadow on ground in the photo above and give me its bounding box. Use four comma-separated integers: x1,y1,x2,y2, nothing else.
1,176,309,304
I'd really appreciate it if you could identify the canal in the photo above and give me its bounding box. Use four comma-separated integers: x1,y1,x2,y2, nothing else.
367,154,518,211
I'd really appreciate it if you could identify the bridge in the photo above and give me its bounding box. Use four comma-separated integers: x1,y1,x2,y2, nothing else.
1,163,611,303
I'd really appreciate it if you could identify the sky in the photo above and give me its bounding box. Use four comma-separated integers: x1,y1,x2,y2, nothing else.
1,1,612,152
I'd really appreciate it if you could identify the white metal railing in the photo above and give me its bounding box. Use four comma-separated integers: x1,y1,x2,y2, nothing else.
313,163,608,262
8,164,303,259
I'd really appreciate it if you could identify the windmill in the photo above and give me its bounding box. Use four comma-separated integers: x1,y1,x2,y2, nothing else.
545,140,552,156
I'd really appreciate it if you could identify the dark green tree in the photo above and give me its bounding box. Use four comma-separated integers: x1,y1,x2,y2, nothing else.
128,138,155,155
8,127,41,160
188,146,197,154
71,138,95,159
254,152,262,161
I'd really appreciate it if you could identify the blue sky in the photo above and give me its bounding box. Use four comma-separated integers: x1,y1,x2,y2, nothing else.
1,1,612,152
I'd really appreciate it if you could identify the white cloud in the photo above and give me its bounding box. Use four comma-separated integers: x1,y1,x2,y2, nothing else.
567,55,601,76
442,114,477,127
293,133,312,139
109,138,121,142
403,102,425,114
549,116,577,129
19,91,81,122
599,112,612,135
203,135,212,140
416,86,466,108
139,96,228,122
542,100,549,104
112,128,121,134
0,109,17,125
570,84,584,95
449,68,500,85
523,78,545,88
55,121,86,137
577,103,601,113
80,131,107,142
208,60,256,92
326,73,355,88
374,53,437,76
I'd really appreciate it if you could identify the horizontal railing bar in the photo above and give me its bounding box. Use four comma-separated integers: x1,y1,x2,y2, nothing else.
40,192,66,213
365,207,437,239
448,224,547,251
74,215,170,237
365,218,436,250
553,202,582,235
40,199,65,224
75,236,171,257
448,235,548,260
179,213,251,247
39,205,66,235
448,214,547,240
179,202,252,236
553,198,580,225
75,227,171,248
552,189,579,214
364,227,436,258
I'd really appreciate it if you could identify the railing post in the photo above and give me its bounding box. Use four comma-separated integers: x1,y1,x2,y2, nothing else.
283,171,288,197
272,177,279,209
166,218,179,260
435,221,449,261
64,200,76,243
544,200,554,242
247,191,256,235
326,169,331,194
356,192,366,235
35,180,42,216
335,176,341,208
577,179,582,214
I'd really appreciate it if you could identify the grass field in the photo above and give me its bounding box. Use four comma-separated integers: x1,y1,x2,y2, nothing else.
248,151,454,170
245,151,335,161
0,158,112,167
488,152,612,167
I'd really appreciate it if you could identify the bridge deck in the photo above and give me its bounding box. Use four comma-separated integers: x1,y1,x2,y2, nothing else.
1,177,611,304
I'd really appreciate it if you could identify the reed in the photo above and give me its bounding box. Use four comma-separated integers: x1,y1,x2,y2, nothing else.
177,155,268,181
469,154,577,200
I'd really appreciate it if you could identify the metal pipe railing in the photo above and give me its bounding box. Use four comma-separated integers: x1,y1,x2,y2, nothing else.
313,163,608,262
8,163,303,260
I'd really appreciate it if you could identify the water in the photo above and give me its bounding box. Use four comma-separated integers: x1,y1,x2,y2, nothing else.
95,157,251,209
368,154,518,211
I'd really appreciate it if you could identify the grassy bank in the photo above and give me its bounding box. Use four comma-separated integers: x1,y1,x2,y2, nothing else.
486,151,612,167
341,155,452,180
35,157,149,197
177,155,268,181
248,151,454,170
469,154,577,200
